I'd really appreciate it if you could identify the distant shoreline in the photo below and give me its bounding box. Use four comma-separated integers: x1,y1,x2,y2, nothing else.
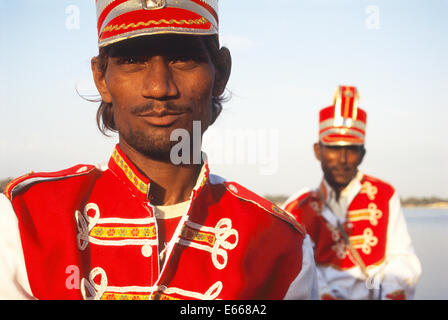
403,202,448,209
263,194,448,210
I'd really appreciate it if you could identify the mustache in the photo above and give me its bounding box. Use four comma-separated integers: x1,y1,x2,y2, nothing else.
131,102,191,115
328,165,352,171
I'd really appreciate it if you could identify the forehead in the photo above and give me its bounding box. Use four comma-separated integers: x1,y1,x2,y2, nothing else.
107,34,209,57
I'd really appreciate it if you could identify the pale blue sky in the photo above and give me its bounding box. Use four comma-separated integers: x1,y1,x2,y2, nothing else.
0,1,447,198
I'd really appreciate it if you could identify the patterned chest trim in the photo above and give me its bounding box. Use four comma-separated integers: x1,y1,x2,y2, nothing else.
348,203,383,226
102,293,153,300
112,149,148,195
81,267,222,300
177,218,239,270
180,225,217,247
75,203,157,250
90,225,156,240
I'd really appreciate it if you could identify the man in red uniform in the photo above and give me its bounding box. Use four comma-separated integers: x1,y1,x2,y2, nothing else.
283,86,421,300
0,0,316,299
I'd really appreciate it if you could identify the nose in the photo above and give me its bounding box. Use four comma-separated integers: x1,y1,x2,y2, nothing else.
338,148,348,164
141,56,178,99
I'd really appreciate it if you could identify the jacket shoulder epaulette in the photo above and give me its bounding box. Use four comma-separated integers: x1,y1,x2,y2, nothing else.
283,188,320,212
3,164,96,201
298,190,321,207
361,174,396,192
224,181,306,236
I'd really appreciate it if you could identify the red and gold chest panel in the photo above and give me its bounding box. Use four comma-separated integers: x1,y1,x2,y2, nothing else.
286,175,394,270
6,146,305,300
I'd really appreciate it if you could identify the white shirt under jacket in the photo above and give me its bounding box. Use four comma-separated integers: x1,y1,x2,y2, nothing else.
283,172,422,300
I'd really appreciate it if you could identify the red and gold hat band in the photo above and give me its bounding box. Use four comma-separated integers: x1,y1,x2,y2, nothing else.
96,0,219,47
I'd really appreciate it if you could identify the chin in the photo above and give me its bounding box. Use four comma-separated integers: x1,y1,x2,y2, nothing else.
126,130,175,160
333,174,355,187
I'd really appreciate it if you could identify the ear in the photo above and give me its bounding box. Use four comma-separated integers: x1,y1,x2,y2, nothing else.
212,47,232,97
313,142,322,161
91,56,113,104
357,146,366,165
208,100,222,126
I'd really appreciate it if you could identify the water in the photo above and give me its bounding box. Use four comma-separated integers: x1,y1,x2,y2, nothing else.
405,208,448,300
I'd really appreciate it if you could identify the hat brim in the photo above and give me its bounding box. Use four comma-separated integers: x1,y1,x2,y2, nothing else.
320,134,365,146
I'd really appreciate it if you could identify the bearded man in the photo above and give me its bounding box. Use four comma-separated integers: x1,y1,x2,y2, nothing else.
0,0,316,300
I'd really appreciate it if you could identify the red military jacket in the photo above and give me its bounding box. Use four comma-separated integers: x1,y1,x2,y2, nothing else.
3,145,311,300
284,174,394,271
283,173,421,300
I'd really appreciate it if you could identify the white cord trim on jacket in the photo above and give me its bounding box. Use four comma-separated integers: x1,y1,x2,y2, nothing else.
75,203,157,251
156,281,223,300
178,218,239,270
81,267,223,300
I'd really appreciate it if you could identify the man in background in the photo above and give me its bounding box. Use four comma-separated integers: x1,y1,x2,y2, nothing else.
283,85,421,300
0,0,316,299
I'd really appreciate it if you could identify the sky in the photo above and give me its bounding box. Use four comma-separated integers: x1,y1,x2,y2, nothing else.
0,0,447,199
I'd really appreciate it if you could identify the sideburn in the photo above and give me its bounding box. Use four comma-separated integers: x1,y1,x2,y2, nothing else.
95,46,117,135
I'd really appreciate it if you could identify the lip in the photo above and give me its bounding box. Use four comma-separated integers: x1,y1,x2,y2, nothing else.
332,168,352,175
137,111,185,127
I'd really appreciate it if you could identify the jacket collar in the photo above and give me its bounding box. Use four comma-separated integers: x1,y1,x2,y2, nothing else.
319,171,364,219
108,144,210,201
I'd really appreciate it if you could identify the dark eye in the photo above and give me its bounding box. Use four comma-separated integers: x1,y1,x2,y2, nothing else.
171,55,188,62
170,53,207,68
346,146,363,153
116,56,146,65
171,55,196,64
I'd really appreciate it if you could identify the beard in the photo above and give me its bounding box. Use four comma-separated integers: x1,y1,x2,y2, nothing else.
323,165,357,189
116,101,190,161
115,100,211,162
121,126,178,162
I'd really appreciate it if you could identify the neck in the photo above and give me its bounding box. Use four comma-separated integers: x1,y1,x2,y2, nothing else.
331,184,346,202
119,141,202,206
